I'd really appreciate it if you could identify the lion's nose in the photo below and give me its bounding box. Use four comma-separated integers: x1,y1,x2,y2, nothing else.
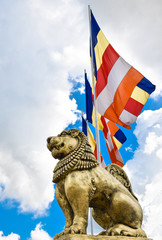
47,137,52,144
47,136,59,145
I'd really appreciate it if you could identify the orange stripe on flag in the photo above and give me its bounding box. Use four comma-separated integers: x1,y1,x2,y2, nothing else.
107,121,119,136
113,67,144,117
104,104,131,129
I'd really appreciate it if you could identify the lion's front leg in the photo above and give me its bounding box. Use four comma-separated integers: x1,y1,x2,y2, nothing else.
55,185,74,235
67,193,89,234
65,174,90,234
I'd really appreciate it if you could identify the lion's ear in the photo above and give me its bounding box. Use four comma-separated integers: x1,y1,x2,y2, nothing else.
72,132,79,137
69,129,80,138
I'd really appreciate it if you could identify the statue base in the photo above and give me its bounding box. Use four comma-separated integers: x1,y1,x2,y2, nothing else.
55,234,152,240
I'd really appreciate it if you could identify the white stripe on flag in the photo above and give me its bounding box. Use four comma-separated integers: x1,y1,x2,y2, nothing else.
119,109,137,125
106,129,113,151
96,56,131,115
115,149,124,164
101,160,106,168
105,118,109,124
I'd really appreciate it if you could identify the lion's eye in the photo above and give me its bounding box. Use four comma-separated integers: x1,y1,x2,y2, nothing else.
61,143,64,147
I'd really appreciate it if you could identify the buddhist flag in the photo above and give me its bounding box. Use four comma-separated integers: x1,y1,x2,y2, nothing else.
85,73,126,166
101,116,124,167
90,10,156,128
82,116,105,167
85,72,126,147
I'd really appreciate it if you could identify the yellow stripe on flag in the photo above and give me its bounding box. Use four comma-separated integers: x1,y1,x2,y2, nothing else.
97,113,104,131
94,30,109,70
92,108,104,131
88,127,95,152
90,57,97,94
113,136,122,150
131,86,149,105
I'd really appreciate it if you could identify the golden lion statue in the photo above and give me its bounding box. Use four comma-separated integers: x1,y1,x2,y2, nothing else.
47,129,147,239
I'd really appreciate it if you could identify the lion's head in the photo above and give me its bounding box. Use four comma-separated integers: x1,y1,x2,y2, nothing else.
47,129,79,160
47,129,98,183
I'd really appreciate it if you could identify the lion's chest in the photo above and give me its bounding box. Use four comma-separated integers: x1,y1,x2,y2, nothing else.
56,167,113,203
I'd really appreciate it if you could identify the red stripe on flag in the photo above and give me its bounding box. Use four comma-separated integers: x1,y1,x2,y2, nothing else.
100,116,108,137
124,97,144,116
96,44,119,97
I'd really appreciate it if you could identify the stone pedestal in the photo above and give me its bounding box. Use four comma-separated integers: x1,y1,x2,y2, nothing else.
55,234,153,240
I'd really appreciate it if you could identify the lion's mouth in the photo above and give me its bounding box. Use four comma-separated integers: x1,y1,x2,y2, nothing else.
48,142,64,152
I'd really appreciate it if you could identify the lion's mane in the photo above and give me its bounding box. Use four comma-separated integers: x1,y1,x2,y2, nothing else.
53,129,99,183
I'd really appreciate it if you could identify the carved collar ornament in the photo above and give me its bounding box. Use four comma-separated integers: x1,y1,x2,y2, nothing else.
53,129,99,183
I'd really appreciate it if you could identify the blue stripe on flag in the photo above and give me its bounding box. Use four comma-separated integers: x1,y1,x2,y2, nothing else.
90,44,97,79
85,72,93,123
91,11,100,47
137,77,156,94
82,116,87,136
114,129,127,144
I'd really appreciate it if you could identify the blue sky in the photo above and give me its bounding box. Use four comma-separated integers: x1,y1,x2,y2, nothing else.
0,0,162,239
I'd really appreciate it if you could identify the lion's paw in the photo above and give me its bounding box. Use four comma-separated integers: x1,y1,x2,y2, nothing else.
105,224,147,238
69,225,86,234
106,226,121,236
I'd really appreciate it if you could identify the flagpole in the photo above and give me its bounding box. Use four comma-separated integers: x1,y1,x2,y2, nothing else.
81,109,94,235
88,6,101,164
86,119,94,236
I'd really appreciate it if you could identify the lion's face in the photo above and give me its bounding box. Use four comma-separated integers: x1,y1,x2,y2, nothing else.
47,131,78,160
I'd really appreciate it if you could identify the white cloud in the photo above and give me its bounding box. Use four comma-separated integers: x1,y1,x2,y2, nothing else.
125,108,162,240
144,131,162,154
78,86,85,94
125,144,133,152
28,223,52,240
0,223,52,240
0,149,55,216
0,231,20,240
0,0,87,215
